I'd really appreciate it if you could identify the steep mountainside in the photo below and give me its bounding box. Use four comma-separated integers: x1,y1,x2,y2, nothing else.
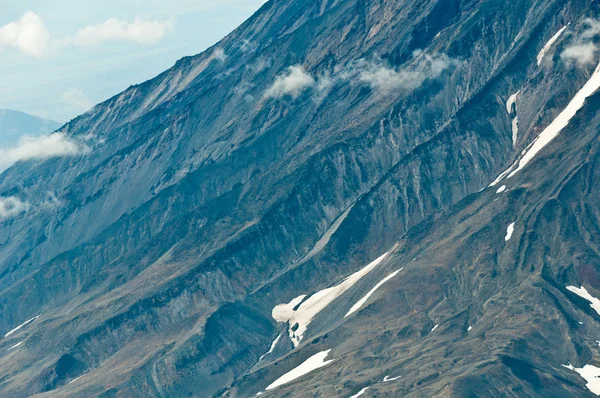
1,0,600,397
0,110,61,147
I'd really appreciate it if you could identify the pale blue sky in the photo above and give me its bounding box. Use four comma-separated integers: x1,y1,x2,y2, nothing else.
0,0,265,122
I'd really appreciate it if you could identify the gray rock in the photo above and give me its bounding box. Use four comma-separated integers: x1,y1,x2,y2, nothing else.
1,0,600,397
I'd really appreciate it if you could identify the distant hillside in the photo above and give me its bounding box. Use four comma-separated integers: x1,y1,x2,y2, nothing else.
0,109,61,147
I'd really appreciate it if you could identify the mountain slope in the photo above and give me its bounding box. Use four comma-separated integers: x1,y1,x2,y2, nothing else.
226,88,600,397
0,110,61,147
1,0,600,397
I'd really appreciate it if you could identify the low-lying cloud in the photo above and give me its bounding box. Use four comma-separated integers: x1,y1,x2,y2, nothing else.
561,42,598,65
0,11,50,57
348,53,457,92
580,18,600,39
264,66,316,99
562,19,600,65
264,52,457,100
0,133,89,171
0,197,29,220
213,47,227,62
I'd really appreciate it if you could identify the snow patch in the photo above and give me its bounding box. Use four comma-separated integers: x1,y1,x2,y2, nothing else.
7,341,23,351
506,91,520,146
496,185,506,194
300,206,353,263
505,222,515,241
383,375,401,382
490,61,600,186
566,285,600,316
511,116,519,147
265,350,335,391
273,250,393,347
345,268,403,317
562,363,600,395
467,326,472,332
272,295,307,323
506,91,519,114
68,375,84,384
430,324,439,333
4,315,40,338
349,387,369,398
259,333,282,362
537,26,568,66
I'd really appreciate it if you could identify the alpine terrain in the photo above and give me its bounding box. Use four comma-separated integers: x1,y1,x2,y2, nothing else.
2,0,600,397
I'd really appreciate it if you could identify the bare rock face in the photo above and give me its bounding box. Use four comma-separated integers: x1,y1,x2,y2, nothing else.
1,0,600,397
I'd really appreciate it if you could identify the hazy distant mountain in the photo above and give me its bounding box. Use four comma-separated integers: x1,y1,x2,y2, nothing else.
2,0,600,397
0,109,61,147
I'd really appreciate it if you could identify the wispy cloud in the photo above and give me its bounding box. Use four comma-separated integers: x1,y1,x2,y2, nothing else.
62,17,173,47
562,19,600,65
264,52,457,100
240,39,256,53
0,197,29,220
344,52,458,93
580,18,600,39
213,47,227,62
0,133,89,171
0,11,50,57
264,65,316,99
561,42,597,65
60,89,94,114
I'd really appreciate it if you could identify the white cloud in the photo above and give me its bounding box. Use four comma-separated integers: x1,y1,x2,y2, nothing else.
263,53,456,101
315,74,334,93
581,18,600,39
561,42,598,65
247,57,271,73
0,11,50,57
240,39,256,53
0,133,89,171
0,13,172,58
561,19,600,66
213,47,227,62
0,197,29,220
60,89,94,113
264,65,316,99
347,52,458,93
65,17,173,47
